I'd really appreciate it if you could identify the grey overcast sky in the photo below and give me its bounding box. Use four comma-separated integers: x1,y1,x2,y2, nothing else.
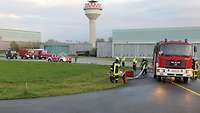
0,0,200,42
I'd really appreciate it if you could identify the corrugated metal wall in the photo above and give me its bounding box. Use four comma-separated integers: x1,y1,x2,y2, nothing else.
113,43,155,57
113,27,200,43
194,43,200,59
97,42,112,57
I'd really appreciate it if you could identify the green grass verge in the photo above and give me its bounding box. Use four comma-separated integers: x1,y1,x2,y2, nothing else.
0,61,123,100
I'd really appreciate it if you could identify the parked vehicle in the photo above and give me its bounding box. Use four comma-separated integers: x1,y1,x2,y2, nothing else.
34,49,52,59
153,39,196,83
47,55,60,62
59,56,72,63
47,55,72,63
5,49,18,59
19,48,34,59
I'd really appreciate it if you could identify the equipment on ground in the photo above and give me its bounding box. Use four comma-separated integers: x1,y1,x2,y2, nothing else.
108,67,146,84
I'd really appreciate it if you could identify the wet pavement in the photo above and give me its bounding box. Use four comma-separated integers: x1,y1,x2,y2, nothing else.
0,74,200,113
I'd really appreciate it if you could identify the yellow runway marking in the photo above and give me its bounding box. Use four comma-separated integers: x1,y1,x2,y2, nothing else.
172,82,200,97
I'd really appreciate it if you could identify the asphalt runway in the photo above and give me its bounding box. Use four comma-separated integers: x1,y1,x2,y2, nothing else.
0,74,200,113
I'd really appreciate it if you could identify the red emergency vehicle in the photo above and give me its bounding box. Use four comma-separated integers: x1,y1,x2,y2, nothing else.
47,55,72,63
34,49,52,59
19,48,34,59
153,39,196,83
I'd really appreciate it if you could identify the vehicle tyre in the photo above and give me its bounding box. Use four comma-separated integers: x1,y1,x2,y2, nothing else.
183,77,189,83
48,59,52,62
60,59,64,62
175,77,181,82
69,61,72,63
154,74,157,79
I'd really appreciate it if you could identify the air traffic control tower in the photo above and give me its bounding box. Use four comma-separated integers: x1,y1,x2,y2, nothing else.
84,0,102,48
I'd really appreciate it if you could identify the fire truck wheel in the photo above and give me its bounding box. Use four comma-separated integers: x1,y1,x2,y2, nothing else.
154,74,157,79
175,77,180,82
183,77,188,83
157,76,161,81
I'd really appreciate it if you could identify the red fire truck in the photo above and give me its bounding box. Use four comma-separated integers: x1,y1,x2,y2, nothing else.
153,39,197,83
19,48,34,59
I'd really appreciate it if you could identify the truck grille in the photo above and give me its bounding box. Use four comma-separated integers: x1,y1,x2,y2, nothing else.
166,60,186,68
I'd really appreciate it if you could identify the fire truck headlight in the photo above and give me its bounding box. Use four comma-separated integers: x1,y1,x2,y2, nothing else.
157,69,165,73
186,70,193,75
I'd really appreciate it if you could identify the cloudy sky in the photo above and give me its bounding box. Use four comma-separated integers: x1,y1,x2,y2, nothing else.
0,0,200,42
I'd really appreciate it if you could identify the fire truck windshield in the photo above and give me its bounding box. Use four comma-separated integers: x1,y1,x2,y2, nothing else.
160,44,193,56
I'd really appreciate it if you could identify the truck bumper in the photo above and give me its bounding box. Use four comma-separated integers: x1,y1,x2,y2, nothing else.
156,68,193,77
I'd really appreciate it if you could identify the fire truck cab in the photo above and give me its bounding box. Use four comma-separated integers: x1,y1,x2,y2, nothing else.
153,39,197,83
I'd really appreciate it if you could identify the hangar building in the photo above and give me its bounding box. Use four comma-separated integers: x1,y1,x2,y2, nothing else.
0,29,41,50
97,27,200,58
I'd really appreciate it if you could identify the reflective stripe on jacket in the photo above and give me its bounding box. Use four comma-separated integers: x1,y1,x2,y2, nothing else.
113,63,121,76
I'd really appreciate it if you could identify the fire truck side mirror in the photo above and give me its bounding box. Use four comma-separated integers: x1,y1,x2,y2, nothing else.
159,51,163,55
194,46,197,53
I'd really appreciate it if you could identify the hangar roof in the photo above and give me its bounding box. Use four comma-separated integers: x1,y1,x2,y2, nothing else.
112,27,200,43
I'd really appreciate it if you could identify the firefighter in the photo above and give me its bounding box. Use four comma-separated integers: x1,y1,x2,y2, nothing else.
74,53,78,63
193,59,199,80
111,57,121,83
140,58,148,75
132,57,137,72
121,56,126,67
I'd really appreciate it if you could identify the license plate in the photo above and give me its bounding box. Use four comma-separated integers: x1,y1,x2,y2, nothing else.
171,70,180,73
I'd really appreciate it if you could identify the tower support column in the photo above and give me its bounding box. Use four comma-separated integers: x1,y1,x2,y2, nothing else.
89,19,96,48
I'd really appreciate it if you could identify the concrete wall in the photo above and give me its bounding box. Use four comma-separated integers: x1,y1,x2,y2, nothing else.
68,43,92,55
97,42,112,57
0,40,9,50
43,43,92,55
